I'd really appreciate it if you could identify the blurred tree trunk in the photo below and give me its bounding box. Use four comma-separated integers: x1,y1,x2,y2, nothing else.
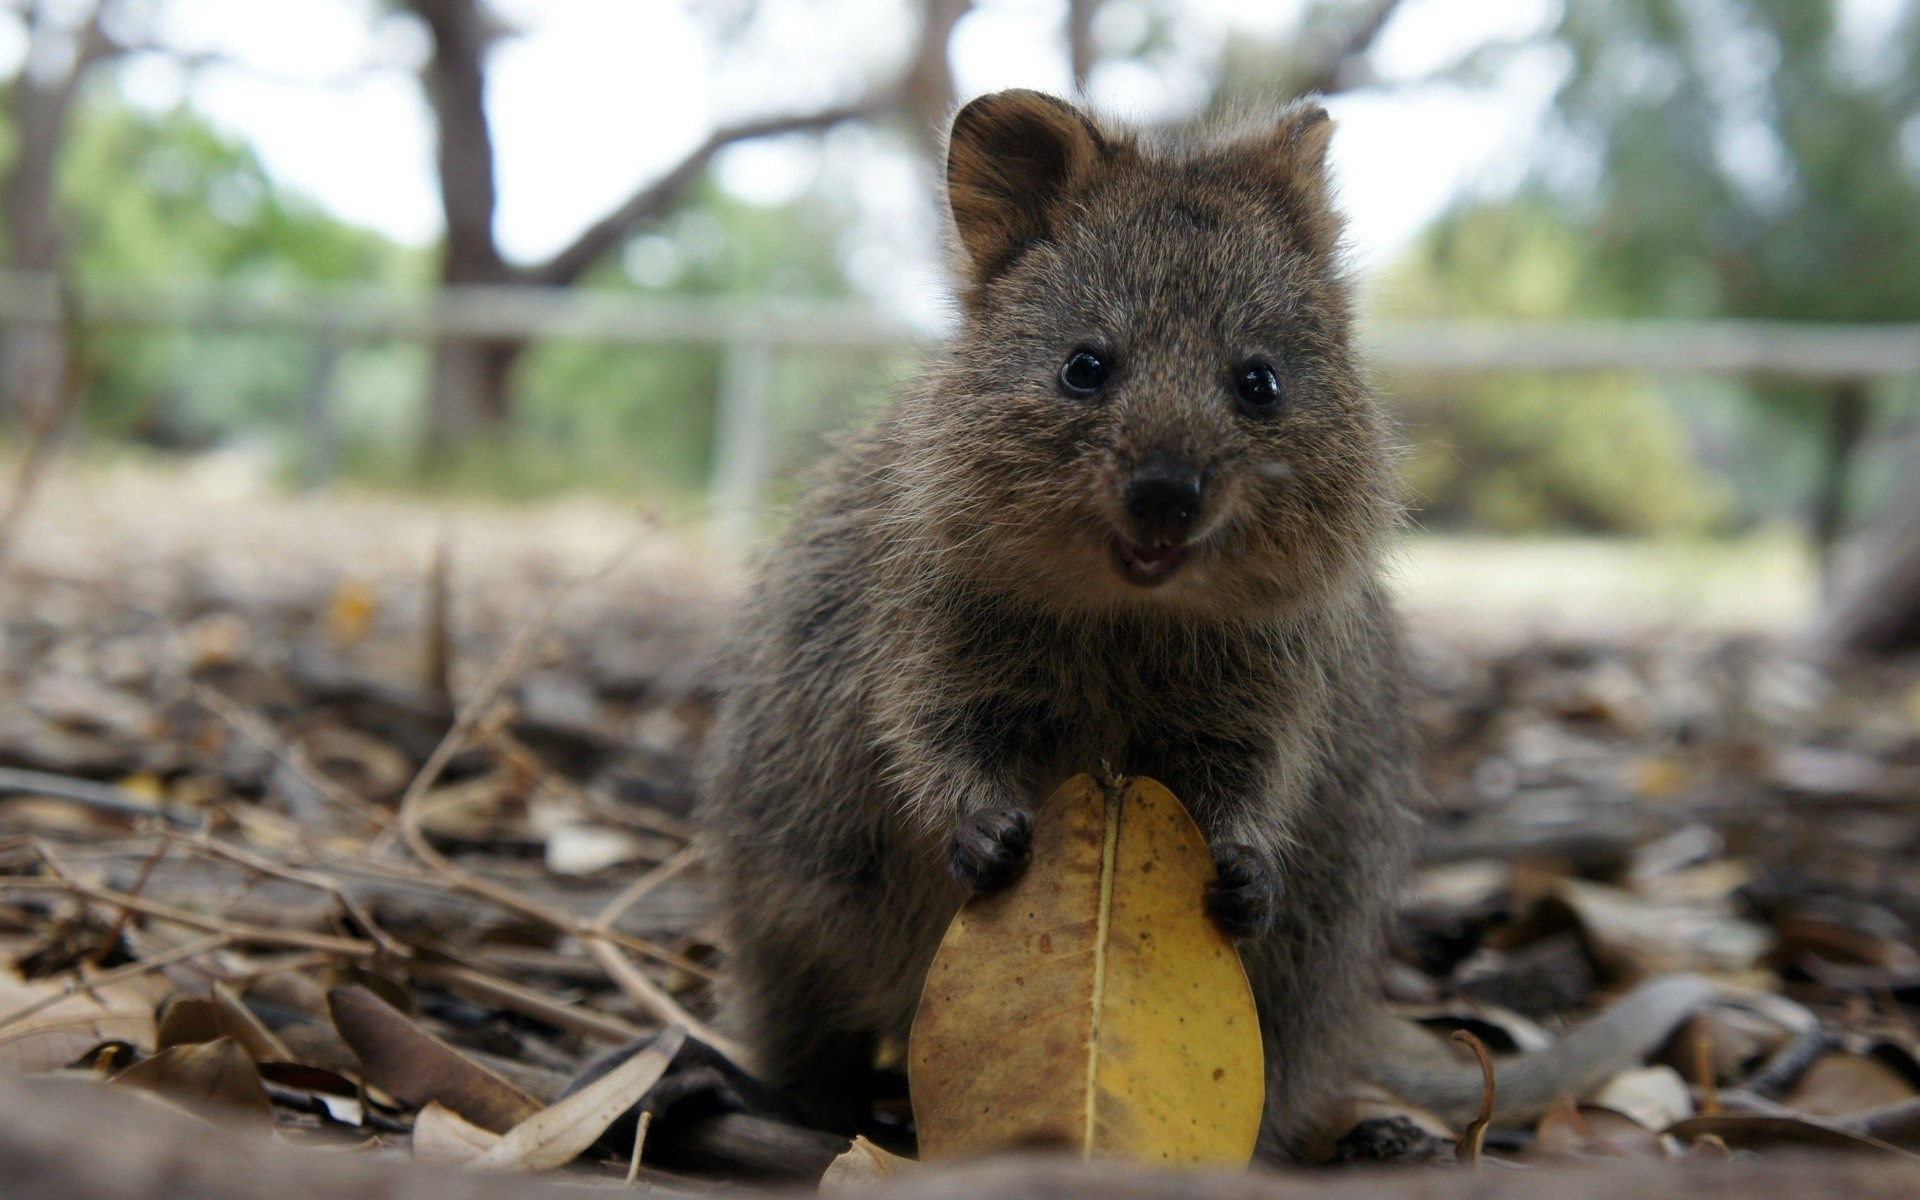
1067,0,1097,95
411,0,516,451
405,0,910,453
1,3,119,425
1822,425,1920,655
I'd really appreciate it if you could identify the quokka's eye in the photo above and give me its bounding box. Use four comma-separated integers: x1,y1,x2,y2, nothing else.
1058,347,1110,398
1235,359,1283,413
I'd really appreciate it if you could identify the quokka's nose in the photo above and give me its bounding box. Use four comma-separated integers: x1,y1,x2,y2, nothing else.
1124,454,1204,541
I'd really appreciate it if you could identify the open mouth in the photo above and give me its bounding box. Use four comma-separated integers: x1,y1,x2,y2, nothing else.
1112,539,1190,587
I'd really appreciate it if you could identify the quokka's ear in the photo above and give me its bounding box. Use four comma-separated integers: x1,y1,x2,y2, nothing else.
1249,99,1341,255
946,89,1109,286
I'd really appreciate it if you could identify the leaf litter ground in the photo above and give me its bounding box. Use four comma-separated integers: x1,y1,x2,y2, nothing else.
3,466,1920,1188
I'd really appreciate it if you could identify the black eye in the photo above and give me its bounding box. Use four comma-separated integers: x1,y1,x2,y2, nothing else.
1058,348,1109,398
1235,359,1283,412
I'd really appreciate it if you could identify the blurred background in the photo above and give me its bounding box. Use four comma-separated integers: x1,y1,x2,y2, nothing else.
2,0,1920,646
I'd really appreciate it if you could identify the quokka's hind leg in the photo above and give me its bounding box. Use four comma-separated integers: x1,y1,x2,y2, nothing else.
721,944,880,1134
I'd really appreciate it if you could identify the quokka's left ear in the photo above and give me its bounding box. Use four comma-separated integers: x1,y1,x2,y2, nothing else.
945,89,1114,296
1247,99,1342,256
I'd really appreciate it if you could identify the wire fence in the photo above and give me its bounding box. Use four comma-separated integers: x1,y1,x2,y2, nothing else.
3,271,1917,550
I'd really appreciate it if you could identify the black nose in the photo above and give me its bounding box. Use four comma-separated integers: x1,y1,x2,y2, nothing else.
1124,454,1204,541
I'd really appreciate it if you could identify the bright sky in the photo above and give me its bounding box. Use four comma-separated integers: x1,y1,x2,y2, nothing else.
8,0,1570,314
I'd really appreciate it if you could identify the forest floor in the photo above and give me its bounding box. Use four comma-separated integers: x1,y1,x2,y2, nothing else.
1,458,1917,1191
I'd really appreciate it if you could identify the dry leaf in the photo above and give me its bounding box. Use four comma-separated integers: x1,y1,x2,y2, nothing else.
473,1024,685,1172
112,1037,273,1124
819,1135,916,1194
0,968,160,1073
158,984,291,1063
328,985,541,1133
1784,1053,1920,1119
414,1101,505,1164
1591,1066,1693,1130
1549,878,1773,976
1667,1112,1920,1158
909,774,1263,1166
1534,1099,1668,1160
324,578,381,645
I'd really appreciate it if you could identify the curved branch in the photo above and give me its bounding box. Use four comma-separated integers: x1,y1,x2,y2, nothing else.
526,92,894,289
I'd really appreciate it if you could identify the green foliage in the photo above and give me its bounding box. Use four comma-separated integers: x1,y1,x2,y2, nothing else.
13,96,421,444
1383,202,1734,535
1382,0,1920,534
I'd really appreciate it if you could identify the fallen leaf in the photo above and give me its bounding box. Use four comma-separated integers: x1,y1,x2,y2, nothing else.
328,985,540,1133
112,1037,272,1124
414,1101,505,1165
324,577,381,646
1784,1053,1920,1119
1548,878,1773,977
909,774,1264,1166
1667,1112,1920,1157
1534,1098,1669,1160
819,1135,916,1194
0,969,160,1072
473,1024,685,1172
1591,1066,1693,1130
158,984,291,1063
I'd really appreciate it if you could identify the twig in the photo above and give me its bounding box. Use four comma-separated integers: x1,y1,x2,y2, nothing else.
626,1110,654,1187
0,932,230,1034
0,767,193,826
1451,1029,1496,1167
190,685,389,830
0,875,375,958
408,959,642,1043
374,539,630,858
0,276,90,575
582,936,739,1061
87,837,170,966
591,844,702,934
172,831,405,960
425,533,454,706
1694,1030,1720,1116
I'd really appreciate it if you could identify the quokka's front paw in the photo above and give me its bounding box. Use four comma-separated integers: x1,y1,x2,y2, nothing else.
948,807,1033,895
1206,843,1278,940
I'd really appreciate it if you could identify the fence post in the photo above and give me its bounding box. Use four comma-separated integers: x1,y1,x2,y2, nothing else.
299,335,342,490
708,332,775,549
1812,378,1868,592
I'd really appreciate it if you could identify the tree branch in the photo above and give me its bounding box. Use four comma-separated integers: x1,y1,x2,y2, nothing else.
525,92,894,289
1291,0,1414,97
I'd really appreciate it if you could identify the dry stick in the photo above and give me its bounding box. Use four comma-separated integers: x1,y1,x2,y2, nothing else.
373,544,612,858
626,1110,655,1188
408,959,641,1043
424,532,455,707
583,937,739,1061
0,767,193,826
190,685,389,831
86,836,171,967
1694,1031,1720,1116
174,831,406,961
0,932,231,1034
0,278,91,574
580,844,740,1052
366,529,732,1040
0,875,374,958
1451,1030,1496,1167
489,730,696,843
591,844,702,933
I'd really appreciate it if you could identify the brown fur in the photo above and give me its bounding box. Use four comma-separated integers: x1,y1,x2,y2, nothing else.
696,89,1421,1160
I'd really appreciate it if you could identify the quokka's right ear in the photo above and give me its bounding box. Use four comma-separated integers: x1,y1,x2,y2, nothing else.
946,89,1110,291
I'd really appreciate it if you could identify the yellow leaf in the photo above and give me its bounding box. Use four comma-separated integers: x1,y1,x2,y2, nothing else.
324,577,381,646
908,774,1263,1167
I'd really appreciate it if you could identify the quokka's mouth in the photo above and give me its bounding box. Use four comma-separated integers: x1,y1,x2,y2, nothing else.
1112,538,1191,587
